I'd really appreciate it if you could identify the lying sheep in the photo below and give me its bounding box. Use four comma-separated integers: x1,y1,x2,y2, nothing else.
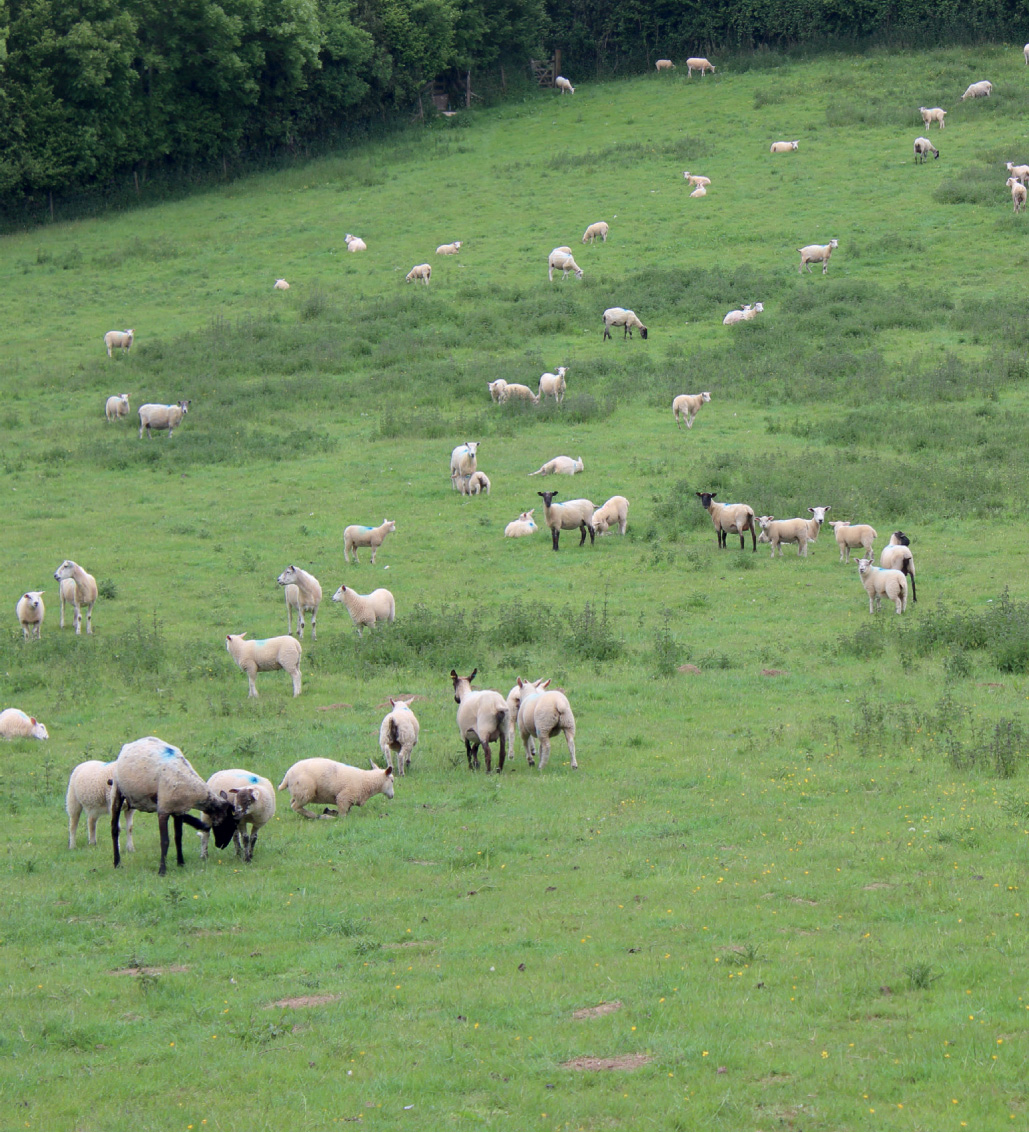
436,241,462,255
689,183,707,198
450,441,479,490
582,222,609,244
857,557,908,614
451,668,509,773
593,495,629,536
344,233,367,251
696,491,757,551
602,307,648,340
53,559,97,635
548,246,583,281
200,769,276,862
105,393,130,421
878,530,917,602
379,699,420,775
332,584,396,635
723,302,763,325
919,107,946,129
914,136,939,163
0,708,49,740
686,57,715,77
344,518,396,565
279,758,394,818
104,329,134,357
537,490,596,550
406,263,431,284
530,455,584,476
504,510,538,537
276,564,322,639
798,239,838,274
499,382,540,404
138,400,190,439
16,591,44,640
273,278,290,290
655,59,676,71
756,506,830,557
508,677,578,770
487,379,509,403
770,140,799,153
67,760,134,851
828,520,877,563
538,367,567,402
225,632,302,698
682,171,711,187
461,470,491,496
1005,162,1029,185
961,80,992,100
672,391,711,429
555,76,575,94
1006,177,1027,213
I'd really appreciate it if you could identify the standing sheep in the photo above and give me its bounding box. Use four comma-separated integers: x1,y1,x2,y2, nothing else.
537,490,596,550
878,530,917,602
530,455,584,476
555,76,575,94
344,518,396,565
104,329,134,357
0,708,49,740
857,557,908,614
138,400,190,439
696,491,757,551
450,441,480,490
67,760,135,851
828,520,877,562
602,308,648,340
53,559,97,635
331,584,396,635
682,172,711,187
105,393,130,421
913,136,939,163
278,758,394,818
507,677,578,770
451,668,509,773
655,59,676,71
672,391,711,429
548,247,583,281
961,80,992,100
1005,162,1029,185
276,565,322,639
538,367,567,402
199,769,276,862
487,379,509,403
16,591,44,640
592,495,629,536
798,239,838,274
919,107,946,129
756,506,831,557
225,633,303,698
686,57,715,77
581,222,609,244
405,263,432,285
379,699,420,775
1006,177,1027,213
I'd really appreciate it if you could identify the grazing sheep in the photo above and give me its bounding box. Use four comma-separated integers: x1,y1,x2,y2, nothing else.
104,329,134,357
199,769,276,862
914,136,939,163
53,559,97,635
451,668,509,773
655,59,676,71
344,518,396,566
548,246,583,281
487,379,509,403
450,441,479,490
756,506,831,557
828,520,877,563
105,393,130,421
696,491,757,552
530,455,584,477
406,263,432,284
919,107,946,129
58,577,77,629
961,80,992,100
436,241,462,255
1007,177,1027,213
67,760,134,851
225,633,302,698
276,564,323,639
508,677,577,770
461,470,491,496
770,140,799,153
332,584,395,636
1005,162,1029,185
0,708,49,740
672,391,711,429
538,367,567,402
879,530,917,602
138,400,190,439
798,239,838,274
602,307,648,340
686,57,715,77
555,75,575,94
378,699,420,775
682,172,711,187
592,495,629,536
504,510,538,538
857,557,908,614
278,758,394,818
109,736,241,874
273,278,290,290
16,591,44,640
499,382,540,404
581,222,609,244
344,233,367,251
537,490,596,550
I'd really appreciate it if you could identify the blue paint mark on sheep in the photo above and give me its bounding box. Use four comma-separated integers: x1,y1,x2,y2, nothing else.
163,745,177,758
253,639,269,647
247,774,259,784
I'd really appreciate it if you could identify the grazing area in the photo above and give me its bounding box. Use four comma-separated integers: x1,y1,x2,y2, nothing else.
4,44,1029,1131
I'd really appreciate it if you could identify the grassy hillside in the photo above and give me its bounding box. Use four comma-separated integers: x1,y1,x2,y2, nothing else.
2,44,1029,1131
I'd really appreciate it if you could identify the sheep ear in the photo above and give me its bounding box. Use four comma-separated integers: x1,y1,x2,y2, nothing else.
450,669,459,680
390,697,397,707
385,766,393,778
469,668,477,682
541,679,551,689
219,790,229,800
30,717,37,725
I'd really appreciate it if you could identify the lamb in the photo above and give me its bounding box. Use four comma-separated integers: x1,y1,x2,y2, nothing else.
1005,162,1029,185
686,57,715,77
798,239,838,274
331,584,396,635
406,263,431,284
602,307,648,340
109,736,242,873
1006,176,1027,213
537,490,596,550
138,400,190,439
499,382,540,404
507,677,577,770
53,559,97,635
67,760,134,851
225,633,302,698
690,183,707,198
461,470,491,496
592,495,629,536
344,233,367,251
857,557,908,614
278,758,394,818
276,564,323,639
530,455,584,476
378,699,420,775
961,80,992,100
919,107,946,129
581,222,609,244
58,577,78,629
504,510,538,537
273,278,290,290
104,329,134,357
344,518,396,565
548,247,583,281
555,76,575,94
914,136,939,163
451,668,509,773
655,59,676,71
450,441,479,490
695,491,757,551
199,769,276,862
487,379,509,403
436,241,462,255
16,591,44,640
723,302,763,325
0,708,49,740
672,391,711,429
756,506,831,557
105,393,130,421
828,520,877,563
878,530,917,602
538,367,567,402
682,172,711,187
770,140,799,152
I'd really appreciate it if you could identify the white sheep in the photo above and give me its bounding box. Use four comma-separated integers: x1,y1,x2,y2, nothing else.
689,183,707,198
682,171,711,186
138,400,190,439
530,455,583,476
104,329,134,357
378,699,420,775
279,758,394,818
828,520,877,562
200,768,276,862
686,57,715,77
919,107,946,129
602,307,648,340
548,246,583,281
16,591,44,640
105,393,130,421
504,510,538,537
487,379,509,403
58,577,78,629
857,557,908,614
555,76,575,94
273,278,290,290
344,233,367,251
581,222,609,244
461,470,491,496
655,59,676,71
451,668,509,773
331,584,395,635
507,677,577,770
67,760,134,851
406,263,432,284
537,490,596,550
1006,177,1027,213
1025,43,1029,65
53,559,97,635
344,518,396,565
499,382,540,404
961,80,992,100
1005,162,1029,185
436,241,462,255
276,564,323,639
696,491,757,551
592,495,629,536
0,708,49,740
723,302,763,325
770,140,799,153
878,530,917,602
913,136,939,163
672,391,711,429
756,506,831,557
450,441,479,490
225,633,302,698
798,239,838,274
538,367,567,402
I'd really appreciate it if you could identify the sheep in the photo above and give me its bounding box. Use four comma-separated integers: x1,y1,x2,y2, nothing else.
344,233,367,251
451,668,509,773
487,379,509,403
602,307,648,340
919,107,946,129
530,455,584,476
58,577,78,629
67,760,134,851
225,633,302,698
273,278,290,290
689,183,707,198
770,140,799,153
798,239,838,274
857,557,908,614
344,518,396,565
914,136,939,163
537,490,596,550
592,495,629,536
755,506,831,557
104,329,134,357
1005,162,1029,185
199,769,276,862
105,393,130,421
276,564,323,639
406,263,431,284
828,520,877,563
686,57,715,77
548,246,583,281
555,75,575,94
538,367,567,402
878,530,917,602
378,699,420,775
109,736,242,873
961,80,992,100
1007,177,1027,213
723,302,763,325
53,559,97,635
504,510,538,538
436,241,462,255
682,172,711,187
278,758,394,818
581,222,609,244
0,708,49,740
1025,43,1029,64
331,584,395,636
461,470,491,496
672,391,711,429
499,382,540,404
450,441,479,490
138,400,190,439
508,677,577,770
695,491,757,552
16,591,44,640
655,59,676,71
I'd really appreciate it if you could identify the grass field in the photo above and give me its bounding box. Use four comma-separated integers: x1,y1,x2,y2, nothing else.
3,42,1029,1132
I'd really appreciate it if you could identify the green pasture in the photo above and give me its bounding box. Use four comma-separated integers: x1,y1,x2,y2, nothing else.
3,44,1029,1131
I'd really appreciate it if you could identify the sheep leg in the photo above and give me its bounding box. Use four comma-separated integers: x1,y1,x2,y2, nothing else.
587,523,595,546
85,603,93,634
286,603,293,635
291,667,302,697
482,740,493,774
111,791,125,867
157,813,172,874
60,598,66,628
173,814,187,868
497,732,507,772
551,528,560,551
73,604,82,635
124,809,135,853
310,610,317,640
297,610,305,639
246,830,258,861
567,732,578,770
246,671,259,698
370,546,377,564
465,738,480,771
68,803,82,849
86,813,99,845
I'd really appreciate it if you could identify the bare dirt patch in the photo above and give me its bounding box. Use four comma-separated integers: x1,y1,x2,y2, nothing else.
677,663,701,674
571,1000,623,1020
561,1053,652,1071
109,965,189,976
761,669,787,677
267,994,339,1009
317,703,353,711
